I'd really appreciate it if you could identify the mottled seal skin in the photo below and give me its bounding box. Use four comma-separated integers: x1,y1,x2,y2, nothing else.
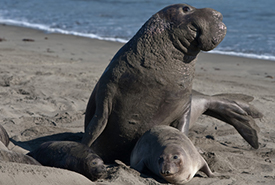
82,4,226,163
191,91,263,149
27,141,106,181
130,125,213,184
0,125,9,147
0,143,41,165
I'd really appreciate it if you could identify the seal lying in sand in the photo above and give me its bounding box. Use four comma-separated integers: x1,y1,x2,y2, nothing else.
28,141,106,181
0,125,9,147
131,125,213,184
82,3,261,163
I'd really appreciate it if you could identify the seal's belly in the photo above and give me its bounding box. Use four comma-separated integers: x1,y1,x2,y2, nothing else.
92,84,191,163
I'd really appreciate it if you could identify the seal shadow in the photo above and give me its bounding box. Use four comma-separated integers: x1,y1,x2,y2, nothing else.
10,132,84,151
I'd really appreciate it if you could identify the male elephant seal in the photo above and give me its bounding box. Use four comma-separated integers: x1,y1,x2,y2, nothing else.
82,3,227,163
130,125,213,184
27,141,106,181
82,3,259,163
0,125,9,147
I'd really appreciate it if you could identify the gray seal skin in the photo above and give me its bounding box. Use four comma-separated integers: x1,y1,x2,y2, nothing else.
0,125,9,147
130,125,214,184
27,141,106,181
82,4,227,164
0,142,41,165
191,91,262,149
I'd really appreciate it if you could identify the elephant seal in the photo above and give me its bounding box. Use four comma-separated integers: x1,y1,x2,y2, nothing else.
130,125,213,184
82,3,227,164
27,141,106,181
0,125,9,147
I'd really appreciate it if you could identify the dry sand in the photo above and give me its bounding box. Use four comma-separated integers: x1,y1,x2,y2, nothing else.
0,24,274,185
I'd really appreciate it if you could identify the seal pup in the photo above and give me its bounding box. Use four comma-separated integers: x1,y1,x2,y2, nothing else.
0,125,9,147
130,125,213,184
82,3,227,163
28,141,106,181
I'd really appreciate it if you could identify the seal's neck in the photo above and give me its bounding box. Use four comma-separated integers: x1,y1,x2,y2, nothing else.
124,14,198,72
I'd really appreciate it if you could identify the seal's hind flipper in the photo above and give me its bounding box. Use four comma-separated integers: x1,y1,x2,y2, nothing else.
203,93,262,149
231,117,259,149
212,93,254,103
212,93,263,119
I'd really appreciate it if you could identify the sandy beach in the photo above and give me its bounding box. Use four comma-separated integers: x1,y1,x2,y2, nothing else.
0,24,274,185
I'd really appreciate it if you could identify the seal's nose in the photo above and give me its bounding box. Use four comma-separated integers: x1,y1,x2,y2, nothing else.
161,170,171,175
213,9,223,21
201,8,223,21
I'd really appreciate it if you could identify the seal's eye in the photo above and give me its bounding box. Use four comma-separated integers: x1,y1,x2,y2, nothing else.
173,155,178,160
183,6,190,12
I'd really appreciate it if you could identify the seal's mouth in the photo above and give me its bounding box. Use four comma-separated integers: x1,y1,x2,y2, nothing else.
187,23,199,43
161,172,176,178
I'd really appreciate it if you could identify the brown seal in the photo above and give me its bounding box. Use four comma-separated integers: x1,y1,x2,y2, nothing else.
0,125,9,147
27,141,106,181
130,125,213,184
81,3,227,163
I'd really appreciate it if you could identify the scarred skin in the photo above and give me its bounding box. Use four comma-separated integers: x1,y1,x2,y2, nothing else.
82,4,227,164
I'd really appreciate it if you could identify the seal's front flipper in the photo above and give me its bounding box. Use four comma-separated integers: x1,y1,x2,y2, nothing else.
204,93,262,149
199,159,214,177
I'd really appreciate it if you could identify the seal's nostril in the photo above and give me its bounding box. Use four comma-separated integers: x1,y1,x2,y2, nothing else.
161,170,170,175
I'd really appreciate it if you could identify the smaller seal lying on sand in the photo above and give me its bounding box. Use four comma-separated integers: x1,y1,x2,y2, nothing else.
0,125,9,147
130,125,213,184
28,141,106,181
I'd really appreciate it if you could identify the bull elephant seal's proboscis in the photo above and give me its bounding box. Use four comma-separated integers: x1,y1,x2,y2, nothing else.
130,125,213,184
27,141,106,181
82,3,256,164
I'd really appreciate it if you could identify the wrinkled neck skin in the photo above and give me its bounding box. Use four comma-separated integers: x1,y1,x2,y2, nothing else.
111,14,199,84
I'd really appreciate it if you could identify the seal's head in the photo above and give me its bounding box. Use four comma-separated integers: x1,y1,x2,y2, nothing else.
158,145,194,184
151,4,227,56
84,153,106,181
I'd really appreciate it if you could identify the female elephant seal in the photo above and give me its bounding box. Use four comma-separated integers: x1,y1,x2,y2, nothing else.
27,141,106,181
82,4,233,164
131,125,213,184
